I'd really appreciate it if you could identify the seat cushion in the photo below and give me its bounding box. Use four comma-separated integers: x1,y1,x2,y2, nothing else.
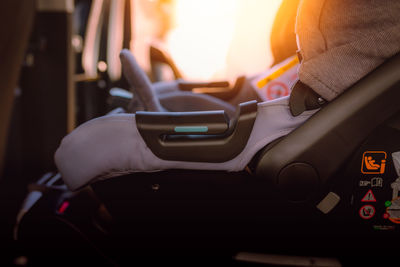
55,96,316,190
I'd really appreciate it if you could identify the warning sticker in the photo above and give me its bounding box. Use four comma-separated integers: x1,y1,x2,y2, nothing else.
359,205,376,219
386,198,400,224
266,81,289,100
361,151,387,174
251,56,299,101
361,189,377,202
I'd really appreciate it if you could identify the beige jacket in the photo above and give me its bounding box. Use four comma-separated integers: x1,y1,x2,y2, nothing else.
296,0,400,101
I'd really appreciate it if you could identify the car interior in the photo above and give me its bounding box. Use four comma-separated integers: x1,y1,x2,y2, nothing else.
1,0,400,266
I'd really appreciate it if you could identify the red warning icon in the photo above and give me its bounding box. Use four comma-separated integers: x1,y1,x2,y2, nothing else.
359,205,376,220
266,81,289,100
361,189,377,202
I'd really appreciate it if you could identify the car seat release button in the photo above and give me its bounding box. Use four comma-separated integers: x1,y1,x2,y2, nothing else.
316,192,341,214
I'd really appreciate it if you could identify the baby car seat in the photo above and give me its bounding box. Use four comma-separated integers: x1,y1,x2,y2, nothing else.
113,49,298,119
15,53,400,266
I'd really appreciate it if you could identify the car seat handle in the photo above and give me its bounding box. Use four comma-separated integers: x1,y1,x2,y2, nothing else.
136,100,257,162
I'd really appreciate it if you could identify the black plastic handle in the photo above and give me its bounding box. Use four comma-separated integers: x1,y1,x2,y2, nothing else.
179,76,246,101
178,81,230,91
136,101,257,162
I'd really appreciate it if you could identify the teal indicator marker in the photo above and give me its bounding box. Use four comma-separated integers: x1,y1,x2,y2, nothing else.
174,126,208,133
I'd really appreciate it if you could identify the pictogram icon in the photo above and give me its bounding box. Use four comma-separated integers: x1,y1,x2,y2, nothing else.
266,81,289,100
361,189,377,202
359,177,383,188
359,205,375,219
361,151,387,174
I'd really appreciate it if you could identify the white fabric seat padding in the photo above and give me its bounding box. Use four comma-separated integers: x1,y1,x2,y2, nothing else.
55,96,316,191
